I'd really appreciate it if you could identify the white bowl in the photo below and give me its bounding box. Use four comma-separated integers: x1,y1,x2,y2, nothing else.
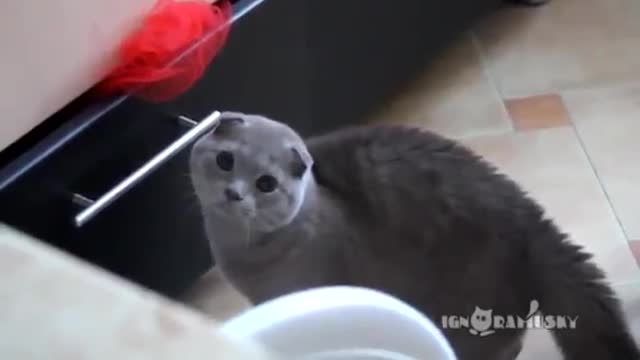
221,286,457,359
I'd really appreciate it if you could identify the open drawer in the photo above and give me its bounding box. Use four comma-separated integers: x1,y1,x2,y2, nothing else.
0,0,298,298
0,98,217,297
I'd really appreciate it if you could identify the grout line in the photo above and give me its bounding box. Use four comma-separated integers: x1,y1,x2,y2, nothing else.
500,79,640,102
558,79,640,97
469,31,515,133
562,95,632,243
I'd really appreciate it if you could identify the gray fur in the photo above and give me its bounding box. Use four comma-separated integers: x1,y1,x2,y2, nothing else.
190,112,639,360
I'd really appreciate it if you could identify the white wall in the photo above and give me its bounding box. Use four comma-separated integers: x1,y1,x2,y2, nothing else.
0,0,157,151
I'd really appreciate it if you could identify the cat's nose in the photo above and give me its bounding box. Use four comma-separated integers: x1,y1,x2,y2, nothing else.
224,188,243,202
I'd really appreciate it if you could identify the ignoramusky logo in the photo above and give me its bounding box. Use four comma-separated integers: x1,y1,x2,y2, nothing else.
441,300,578,337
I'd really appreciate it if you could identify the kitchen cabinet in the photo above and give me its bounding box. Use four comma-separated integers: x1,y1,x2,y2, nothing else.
0,99,213,297
0,0,497,298
0,0,282,298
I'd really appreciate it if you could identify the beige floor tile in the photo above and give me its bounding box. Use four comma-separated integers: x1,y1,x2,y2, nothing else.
517,281,640,359
464,127,640,284
562,83,640,240
615,281,640,342
518,328,560,360
475,0,640,97
181,267,251,322
370,34,511,139
630,241,640,268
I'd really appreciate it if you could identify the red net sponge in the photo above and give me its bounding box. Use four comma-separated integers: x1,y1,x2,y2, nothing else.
97,0,232,103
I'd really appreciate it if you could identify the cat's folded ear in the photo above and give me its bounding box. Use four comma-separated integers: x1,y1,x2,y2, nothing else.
212,112,246,136
290,146,313,178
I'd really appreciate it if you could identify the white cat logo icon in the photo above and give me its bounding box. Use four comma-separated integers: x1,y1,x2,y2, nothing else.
468,300,540,336
469,306,495,336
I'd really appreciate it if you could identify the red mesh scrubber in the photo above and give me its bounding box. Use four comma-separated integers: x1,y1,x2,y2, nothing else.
96,0,232,103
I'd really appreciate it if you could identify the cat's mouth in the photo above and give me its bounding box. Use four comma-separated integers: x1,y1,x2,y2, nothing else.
216,200,256,218
240,207,255,217
199,195,257,220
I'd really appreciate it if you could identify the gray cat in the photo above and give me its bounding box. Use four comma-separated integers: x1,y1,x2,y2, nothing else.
189,112,639,360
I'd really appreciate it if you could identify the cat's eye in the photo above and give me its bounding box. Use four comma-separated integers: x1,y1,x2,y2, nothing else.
216,151,234,171
256,175,278,193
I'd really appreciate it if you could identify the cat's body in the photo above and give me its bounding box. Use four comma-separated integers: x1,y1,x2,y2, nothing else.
190,112,639,360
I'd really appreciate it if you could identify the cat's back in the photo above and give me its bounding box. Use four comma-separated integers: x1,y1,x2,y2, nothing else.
306,124,535,221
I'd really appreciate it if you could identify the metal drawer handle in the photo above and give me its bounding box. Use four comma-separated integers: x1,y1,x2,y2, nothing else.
73,111,221,227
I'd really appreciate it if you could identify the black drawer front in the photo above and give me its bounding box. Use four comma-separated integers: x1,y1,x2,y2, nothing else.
159,0,312,134
0,100,212,297
0,0,273,298
0,0,463,298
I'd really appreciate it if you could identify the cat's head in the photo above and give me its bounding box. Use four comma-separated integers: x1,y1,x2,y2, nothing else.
190,112,313,233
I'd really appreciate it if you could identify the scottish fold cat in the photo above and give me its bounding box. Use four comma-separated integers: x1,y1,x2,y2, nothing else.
189,112,638,360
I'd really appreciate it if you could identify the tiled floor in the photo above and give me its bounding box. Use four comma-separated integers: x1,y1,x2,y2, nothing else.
185,0,640,358
182,268,250,322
